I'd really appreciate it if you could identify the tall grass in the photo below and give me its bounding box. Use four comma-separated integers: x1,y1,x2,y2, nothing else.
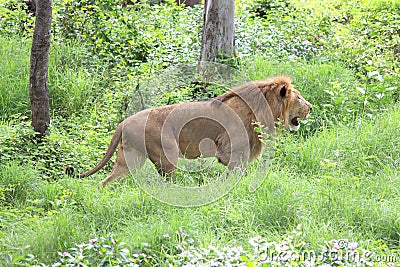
1,34,399,265
0,38,30,117
1,106,399,265
0,37,104,118
1,0,399,265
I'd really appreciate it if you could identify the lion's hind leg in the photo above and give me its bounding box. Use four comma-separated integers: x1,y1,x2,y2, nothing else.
100,145,145,187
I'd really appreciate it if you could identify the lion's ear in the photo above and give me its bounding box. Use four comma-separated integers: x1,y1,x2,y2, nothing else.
280,85,288,97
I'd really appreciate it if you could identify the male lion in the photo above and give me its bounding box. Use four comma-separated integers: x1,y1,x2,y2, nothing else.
66,76,311,186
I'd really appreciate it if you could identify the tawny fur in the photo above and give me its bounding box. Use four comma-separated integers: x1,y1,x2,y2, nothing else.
66,76,312,186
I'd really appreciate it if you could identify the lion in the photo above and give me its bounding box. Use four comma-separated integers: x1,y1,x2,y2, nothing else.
66,76,312,186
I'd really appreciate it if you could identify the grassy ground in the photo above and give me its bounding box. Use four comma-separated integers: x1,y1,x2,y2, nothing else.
1,104,399,265
0,0,399,266
1,106,399,264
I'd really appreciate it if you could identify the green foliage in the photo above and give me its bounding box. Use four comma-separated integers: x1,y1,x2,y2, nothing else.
0,38,30,117
1,0,399,125
54,235,152,266
240,57,399,136
0,0,400,266
167,227,392,266
248,0,291,19
281,105,400,178
5,227,397,266
51,0,202,69
0,162,39,206
0,0,34,36
0,116,119,179
0,37,113,119
48,42,109,117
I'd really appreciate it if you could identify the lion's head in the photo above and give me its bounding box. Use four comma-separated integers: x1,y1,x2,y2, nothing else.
214,76,312,132
284,88,312,131
253,76,312,131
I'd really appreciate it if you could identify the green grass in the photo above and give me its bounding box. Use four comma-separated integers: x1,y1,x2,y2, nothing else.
1,106,399,265
0,0,399,265
0,38,30,117
0,37,106,119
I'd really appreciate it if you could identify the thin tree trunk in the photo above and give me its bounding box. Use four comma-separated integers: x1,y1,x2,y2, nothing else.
29,0,52,137
198,0,235,63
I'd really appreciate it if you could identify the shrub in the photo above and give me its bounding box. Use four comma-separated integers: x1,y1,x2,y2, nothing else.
0,0,34,36
51,0,202,70
8,228,397,266
248,0,291,19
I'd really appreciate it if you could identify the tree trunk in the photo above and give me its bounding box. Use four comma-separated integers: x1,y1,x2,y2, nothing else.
198,0,235,63
29,0,52,137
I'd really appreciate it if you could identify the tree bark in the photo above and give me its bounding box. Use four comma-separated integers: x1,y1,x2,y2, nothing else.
29,0,52,137
198,0,235,63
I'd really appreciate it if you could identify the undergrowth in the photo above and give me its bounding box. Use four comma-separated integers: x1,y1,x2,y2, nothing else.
0,0,399,265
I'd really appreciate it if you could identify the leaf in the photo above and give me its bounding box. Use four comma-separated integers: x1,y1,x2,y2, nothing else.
324,90,335,96
356,87,365,94
365,66,375,72
11,255,25,264
375,74,384,82
367,70,380,78
385,86,396,91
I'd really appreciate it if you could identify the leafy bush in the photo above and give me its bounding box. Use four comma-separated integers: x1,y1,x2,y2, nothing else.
0,0,34,36
1,0,400,266
51,0,202,70
248,0,291,19
0,115,116,179
7,228,397,266
55,235,152,266
168,227,388,267
1,0,399,124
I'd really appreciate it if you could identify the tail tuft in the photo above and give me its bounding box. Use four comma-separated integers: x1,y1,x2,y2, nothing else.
65,165,76,177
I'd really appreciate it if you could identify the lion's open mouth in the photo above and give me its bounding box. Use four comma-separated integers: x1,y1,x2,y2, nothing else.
291,117,299,126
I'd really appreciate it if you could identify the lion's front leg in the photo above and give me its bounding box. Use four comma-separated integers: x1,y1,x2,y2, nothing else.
156,164,177,181
148,140,179,182
216,135,249,171
227,154,248,171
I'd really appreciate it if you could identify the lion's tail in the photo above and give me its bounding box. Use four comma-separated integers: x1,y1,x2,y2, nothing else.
65,123,123,178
